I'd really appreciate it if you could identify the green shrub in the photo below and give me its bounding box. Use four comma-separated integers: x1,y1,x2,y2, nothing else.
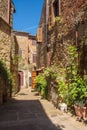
35,74,47,99
0,59,15,98
58,80,68,103
57,75,87,107
44,66,58,80
68,76,87,106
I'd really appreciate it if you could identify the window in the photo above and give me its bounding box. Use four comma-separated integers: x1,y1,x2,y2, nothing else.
32,40,36,46
28,46,30,53
28,57,30,64
18,48,22,56
53,0,61,17
33,54,37,63
37,27,42,43
48,0,61,26
48,5,53,26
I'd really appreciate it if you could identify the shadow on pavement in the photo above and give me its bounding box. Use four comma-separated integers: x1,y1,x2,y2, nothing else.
0,99,63,130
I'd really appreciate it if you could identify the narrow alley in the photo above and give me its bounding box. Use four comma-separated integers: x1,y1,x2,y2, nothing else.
0,1,87,129
0,87,87,130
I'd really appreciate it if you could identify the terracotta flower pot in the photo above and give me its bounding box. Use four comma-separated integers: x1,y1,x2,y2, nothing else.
74,105,87,120
81,107,87,120
74,105,82,119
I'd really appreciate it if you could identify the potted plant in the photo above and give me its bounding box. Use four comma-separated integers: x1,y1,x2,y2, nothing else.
74,100,86,120
74,100,87,120
60,74,87,120
72,76,87,120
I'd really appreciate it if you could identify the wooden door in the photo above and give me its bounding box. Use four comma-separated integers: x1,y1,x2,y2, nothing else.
32,71,37,89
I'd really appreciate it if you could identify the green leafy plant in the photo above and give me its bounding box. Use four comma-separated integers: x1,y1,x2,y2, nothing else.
58,80,68,103
35,74,47,99
44,66,58,80
55,16,63,23
0,59,15,98
67,45,78,75
68,75,87,106
57,74,87,107
57,45,87,107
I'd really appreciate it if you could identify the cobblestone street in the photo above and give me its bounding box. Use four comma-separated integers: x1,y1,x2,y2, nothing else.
0,87,87,130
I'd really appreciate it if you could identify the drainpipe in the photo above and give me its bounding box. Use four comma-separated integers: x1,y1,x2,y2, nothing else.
45,0,48,67
76,31,78,47
75,17,79,65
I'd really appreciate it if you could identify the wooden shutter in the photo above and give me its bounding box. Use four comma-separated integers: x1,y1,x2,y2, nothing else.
32,71,37,89
48,5,54,26
33,54,36,63
37,27,42,43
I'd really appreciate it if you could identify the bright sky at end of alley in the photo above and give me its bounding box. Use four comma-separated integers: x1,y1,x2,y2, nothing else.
13,0,44,35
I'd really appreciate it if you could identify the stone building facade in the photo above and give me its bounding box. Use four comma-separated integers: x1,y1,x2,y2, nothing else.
28,35,37,68
37,0,87,106
0,0,15,27
37,0,47,69
48,0,87,77
37,0,87,75
0,0,18,104
13,31,36,88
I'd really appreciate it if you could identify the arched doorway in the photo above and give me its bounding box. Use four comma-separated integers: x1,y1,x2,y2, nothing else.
28,72,32,86
18,71,24,90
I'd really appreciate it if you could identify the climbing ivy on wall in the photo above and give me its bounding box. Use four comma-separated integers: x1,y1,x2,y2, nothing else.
0,59,15,97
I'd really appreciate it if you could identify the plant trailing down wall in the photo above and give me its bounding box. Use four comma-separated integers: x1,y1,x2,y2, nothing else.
0,59,15,100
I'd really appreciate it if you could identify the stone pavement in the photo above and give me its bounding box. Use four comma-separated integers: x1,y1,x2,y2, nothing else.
0,87,87,130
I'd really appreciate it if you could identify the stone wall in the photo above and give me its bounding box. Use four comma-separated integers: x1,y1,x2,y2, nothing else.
14,32,29,88
0,0,15,27
48,0,87,71
0,17,11,68
46,1,87,107
37,0,47,69
13,31,37,88
0,0,9,23
0,17,18,104
61,0,87,25
13,31,30,73
0,18,11,104
37,0,87,108
28,35,36,66
47,79,59,108
10,34,19,93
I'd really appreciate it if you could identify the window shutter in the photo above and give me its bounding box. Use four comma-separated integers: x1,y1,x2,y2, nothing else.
48,5,53,26
37,27,42,43
33,54,36,63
